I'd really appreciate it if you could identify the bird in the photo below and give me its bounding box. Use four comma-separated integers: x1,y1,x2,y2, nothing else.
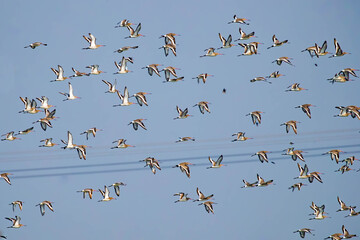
9,201,23,211
32,117,53,131
340,156,359,166
228,15,249,25
294,163,311,180
69,67,90,78
82,33,105,50
5,216,25,228
114,46,138,53
267,35,289,49
342,225,357,239
16,127,34,135
241,179,257,188
36,201,54,216
194,187,214,202
218,33,234,49
282,147,305,162
295,104,315,119
266,71,285,79
142,64,162,77
174,106,191,120
192,73,213,84
207,155,224,168
272,57,294,66
114,56,133,74
159,43,177,56
237,43,257,56
113,87,135,107
256,174,273,187
159,33,179,45
111,139,134,149
160,66,179,81
24,42,47,49
335,165,354,174
309,203,329,220
251,151,274,164
126,23,143,38
246,111,263,125
316,40,330,56
280,120,300,134
345,207,360,217
80,127,102,140
102,79,118,93
132,92,151,106
336,196,355,212
59,82,80,101
308,171,323,183
164,77,184,83
175,137,195,143
231,132,252,141
324,233,343,240
1,132,20,141
288,183,306,192
286,83,307,92
250,77,271,84
36,96,54,109
340,68,359,78
128,119,147,131
19,97,32,113
108,182,126,197
61,131,76,149
174,192,191,203
77,188,96,199
329,38,349,58
322,150,344,164
140,157,161,174
98,186,115,202
75,145,88,160
293,228,314,238
200,48,223,57
193,101,211,114
327,73,352,84
173,162,193,178
50,65,68,82
115,19,134,28
236,28,255,41
198,201,216,214
86,65,104,75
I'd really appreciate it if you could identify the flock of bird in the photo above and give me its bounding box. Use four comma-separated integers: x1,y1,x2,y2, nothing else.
0,14,359,239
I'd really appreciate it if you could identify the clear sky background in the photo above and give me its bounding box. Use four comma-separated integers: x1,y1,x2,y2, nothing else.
0,0,359,239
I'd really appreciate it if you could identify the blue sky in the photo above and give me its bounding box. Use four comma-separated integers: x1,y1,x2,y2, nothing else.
0,0,359,239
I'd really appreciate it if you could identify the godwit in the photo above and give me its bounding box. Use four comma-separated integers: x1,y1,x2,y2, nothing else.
80,127,102,140
246,111,263,125
335,165,353,174
113,87,135,107
1,132,19,141
207,155,224,169
345,207,360,217
86,65,104,75
114,46,138,53
316,40,330,56
228,15,249,25
0,173,12,185
272,57,294,66
175,137,195,143
5,216,25,228
132,92,151,106
194,187,214,202
75,145,87,160
218,33,234,49
241,179,257,188
174,192,191,203
342,225,357,238
141,157,161,174
142,64,162,77
69,67,90,78
128,119,147,131
83,33,105,50
340,68,359,78
286,83,307,92
281,120,300,134
50,65,68,82
295,104,315,119
288,183,306,191
160,66,179,81
236,28,255,41
324,233,342,240
173,162,193,178
19,97,32,113
336,196,355,212
309,203,328,220
267,35,289,49
250,77,271,83
174,106,191,120
114,56,133,74
126,23,143,38
200,48,223,57
347,105,360,119
24,42,47,49
237,43,257,56
59,82,80,101
340,156,359,166
159,43,177,56
193,101,211,114
102,79,117,93
293,228,314,238
111,139,134,149
36,96,54,109
27,99,41,114
308,171,323,183
164,77,184,83
77,188,96,199
44,109,57,120
251,151,274,164
32,117,53,131
98,186,115,202
108,182,126,196
198,201,216,214
330,38,350,58
282,147,305,161
115,19,134,28
10,201,23,211
61,131,76,149
266,71,285,79
231,132,252,141
322,150,344,164
36,201,54,216
39,138,57,147
16,127,34,135
192,73,213,84
159,33,179,45
256,174,273,187
294,163,310,180
328,73,351,84
334,106,352,117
